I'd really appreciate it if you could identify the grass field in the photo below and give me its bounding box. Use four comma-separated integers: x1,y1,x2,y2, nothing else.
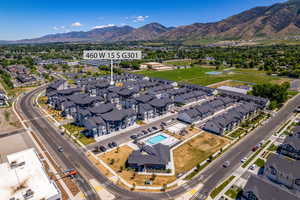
173,132,229,174
137,67,290,86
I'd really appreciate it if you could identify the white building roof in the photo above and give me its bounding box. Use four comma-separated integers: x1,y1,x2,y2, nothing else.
0,148,61,200
218,85,248,94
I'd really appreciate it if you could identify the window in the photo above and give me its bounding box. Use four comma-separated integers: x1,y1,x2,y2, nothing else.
270,166,277,175
295,179,300,186
247,191,258,200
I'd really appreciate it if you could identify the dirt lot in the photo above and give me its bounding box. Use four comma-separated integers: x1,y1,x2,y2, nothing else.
99,145,177,187
0,107,22,133
209,80,250,88
173,132,230,174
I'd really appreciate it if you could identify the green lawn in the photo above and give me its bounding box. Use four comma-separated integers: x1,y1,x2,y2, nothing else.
268,144,278,152
225,186,242,199
63,123,96,145
229,128,245,138
137,67,285,86
254,158,265,168
210,176,235,199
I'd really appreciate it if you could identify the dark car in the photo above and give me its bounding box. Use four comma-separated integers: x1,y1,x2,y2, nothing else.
252,146,259,151
130,135,137,139
137,133,143,137
147,128,152,132
142,130,148,134
99,146,106,152
108,143,113,148
111,142,117,147
152,126,158,131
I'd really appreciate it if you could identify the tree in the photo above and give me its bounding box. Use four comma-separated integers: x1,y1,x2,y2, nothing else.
110,159,115,165
252,82,289,109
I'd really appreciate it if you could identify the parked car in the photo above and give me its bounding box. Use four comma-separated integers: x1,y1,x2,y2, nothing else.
223,161,230,168
137,133,143,137
249,164,257,170
152,126,158,131
111,142,117,147
108,143,113,148
161,122,167,126
147,128,152,132
130,135,137,139
99,146,106,152
241,157,247,163
58,146,64,152
142,131,147,135
252,146,259,151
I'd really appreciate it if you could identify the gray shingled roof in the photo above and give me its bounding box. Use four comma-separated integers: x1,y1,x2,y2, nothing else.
265,153,300,178
139,103,154,113
243,175,299,200
88,103,114,115
83,116,105,130
135,94,154,103
127,144,170,166
101,109,135,121
149,98,173,108
48,79,66,89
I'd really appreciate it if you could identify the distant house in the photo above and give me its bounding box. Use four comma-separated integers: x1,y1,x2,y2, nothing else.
16,74,36,84
46,79,67,94
0,90,7,106
148,98,174,116
177,108,201,124
278,126,300,160
83,116,107,137
203,102,259,135
100,109,136,133
242,175,299,200
138,103,155,120
174,91,206,105
264,153,300,192
61,101,76,118
127,144,171,171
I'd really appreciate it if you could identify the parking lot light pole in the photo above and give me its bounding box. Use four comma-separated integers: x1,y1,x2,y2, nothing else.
110,59,115,85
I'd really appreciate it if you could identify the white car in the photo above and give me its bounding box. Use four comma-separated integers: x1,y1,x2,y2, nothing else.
241,157,248,163
249,164,257,170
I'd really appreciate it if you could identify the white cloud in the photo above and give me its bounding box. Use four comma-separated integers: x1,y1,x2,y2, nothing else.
133,16,149,22
71,22,83,27
53,26,59,30
92,24,115,29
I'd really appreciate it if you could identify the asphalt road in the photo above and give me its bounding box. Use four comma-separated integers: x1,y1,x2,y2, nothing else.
17,85,300,200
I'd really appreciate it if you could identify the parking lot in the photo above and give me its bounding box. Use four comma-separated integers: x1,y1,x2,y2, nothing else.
0,130,36,163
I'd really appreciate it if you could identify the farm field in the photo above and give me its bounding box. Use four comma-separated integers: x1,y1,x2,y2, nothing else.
137,67,292,86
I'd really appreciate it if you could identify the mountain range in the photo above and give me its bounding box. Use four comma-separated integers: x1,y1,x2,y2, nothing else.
6,0,300,44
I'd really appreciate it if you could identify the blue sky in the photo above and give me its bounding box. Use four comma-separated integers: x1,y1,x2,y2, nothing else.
0,0,285,40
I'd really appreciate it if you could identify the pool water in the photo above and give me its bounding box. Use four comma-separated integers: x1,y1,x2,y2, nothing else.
146,135,167,145
206,71,222,75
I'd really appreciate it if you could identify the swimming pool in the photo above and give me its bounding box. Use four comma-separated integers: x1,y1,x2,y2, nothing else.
146,134,167,145
206,71,222,75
